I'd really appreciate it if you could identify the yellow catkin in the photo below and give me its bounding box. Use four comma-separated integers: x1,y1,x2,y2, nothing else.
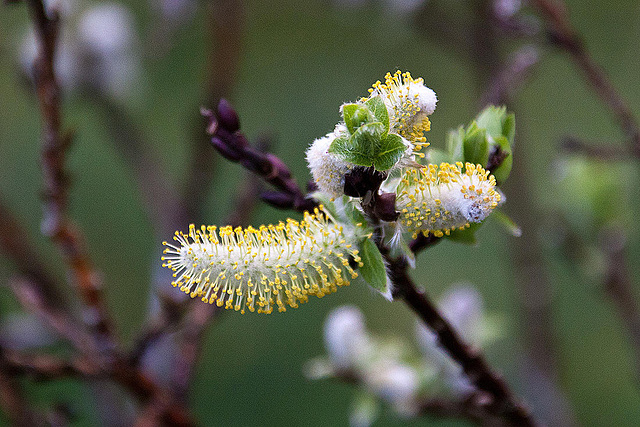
396,162,501,238
162,209,362,314
368,71,436,157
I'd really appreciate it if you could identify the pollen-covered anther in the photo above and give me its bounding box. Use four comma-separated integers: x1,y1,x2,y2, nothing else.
369,70,437,155
162,211,361,314
396,162,500,238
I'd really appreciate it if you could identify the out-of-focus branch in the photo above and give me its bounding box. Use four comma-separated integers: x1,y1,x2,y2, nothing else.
561,136,633,160
332,368,500,425
599,227,640,383
171,303,218,403
9,277,94,353
128,294,185,366
480,45,540,107
182,0,246,222
531,0,640,157
0,201,67,311
0,346,41,426
418,393,502,425
26,0,116,355
1,349,101,380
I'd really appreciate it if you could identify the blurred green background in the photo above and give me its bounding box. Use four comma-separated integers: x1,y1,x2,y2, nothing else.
1,0,640,425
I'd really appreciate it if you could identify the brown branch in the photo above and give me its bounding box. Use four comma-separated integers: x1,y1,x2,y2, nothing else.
599,227,640,383
170,303,219,403
332,368,498,425
388,259,537,426
127,294,186,366
0,346,41,426
480,45,540,107
9,277,94,354
0,200,67,311
418,393,503,426
1,350,101,380
531,0,640,157
561,135,633,160
110,365,194,427
26,0,116,355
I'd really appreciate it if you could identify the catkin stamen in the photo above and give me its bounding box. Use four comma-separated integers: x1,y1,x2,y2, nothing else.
162,210,363,314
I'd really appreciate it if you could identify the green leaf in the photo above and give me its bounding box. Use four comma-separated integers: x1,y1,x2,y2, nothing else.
463,123,489,166
342,104,374,134
328,135,372,166
341,104,359,134
358,239,388,293
446,223,482,245
343,200,367,226
502,113,516,146
446,126,465,162
343,122,386,166
373,134,407,171
492,210,522,237
491,135,513,183
476,105,507,140
365,96,390,130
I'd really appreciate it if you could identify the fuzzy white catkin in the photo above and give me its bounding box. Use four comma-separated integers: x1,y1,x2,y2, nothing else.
396,162,501,238
369,71,437,151
324,305,371,369
77,4,136,55
306,124,353,198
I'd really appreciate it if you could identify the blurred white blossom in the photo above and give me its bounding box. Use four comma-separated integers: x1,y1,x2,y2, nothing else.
18,2,140,101
323,305,372,370
77,3,140,100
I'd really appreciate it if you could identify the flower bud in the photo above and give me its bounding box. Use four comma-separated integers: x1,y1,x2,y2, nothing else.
306,125,353,198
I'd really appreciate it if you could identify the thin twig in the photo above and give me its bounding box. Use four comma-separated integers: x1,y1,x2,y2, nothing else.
561,136,633,160
128,294,185,366
26,0,116,355
1,350,101,380
531,0,640,157
332,368,497,425
599,227,640,383
480,45,540,107
9,277,94,354
418,393,503,426
387,258,537,426
202,101,316,213
0,201,68,312
0,346,41,426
